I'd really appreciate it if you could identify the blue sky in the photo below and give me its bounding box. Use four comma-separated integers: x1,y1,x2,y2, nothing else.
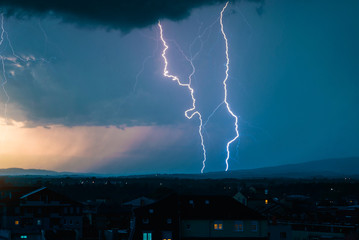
0,0,358,174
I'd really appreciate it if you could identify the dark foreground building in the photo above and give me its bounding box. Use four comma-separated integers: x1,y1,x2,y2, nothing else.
133,194,268,240
0,187,83,240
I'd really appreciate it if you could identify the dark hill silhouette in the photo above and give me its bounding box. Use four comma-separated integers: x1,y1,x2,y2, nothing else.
202,157,359,179
0,157,358,178
0,168,75,176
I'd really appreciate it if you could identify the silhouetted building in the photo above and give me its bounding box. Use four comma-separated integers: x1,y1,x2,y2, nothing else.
123,197,155,209
0,187,83,240
133,194,268,240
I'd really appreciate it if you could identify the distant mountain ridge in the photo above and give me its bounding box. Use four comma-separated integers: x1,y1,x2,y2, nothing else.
0,168,76,176
0,157,358,178
201,157,359,179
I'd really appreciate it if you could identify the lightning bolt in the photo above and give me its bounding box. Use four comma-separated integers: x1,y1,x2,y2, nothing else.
158,21,207,173
133,29,160,93
203,101,224,127
0,56,8,121
0,12,47,141
220,2,239,171
0,13,9,126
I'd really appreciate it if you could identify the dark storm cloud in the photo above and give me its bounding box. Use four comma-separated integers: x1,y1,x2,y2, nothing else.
0,0,263,32
0,0,266,129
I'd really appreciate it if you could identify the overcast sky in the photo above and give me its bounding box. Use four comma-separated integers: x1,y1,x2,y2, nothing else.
0,0,358,174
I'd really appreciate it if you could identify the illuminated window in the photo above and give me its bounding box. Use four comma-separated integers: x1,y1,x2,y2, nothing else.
265,199,268,205
15,220,20,225
250,221,258,232
214,221,223,230
37,219,41,225
162,231,172,240
234,221,243,232
143,232,152,240
20,236,27,239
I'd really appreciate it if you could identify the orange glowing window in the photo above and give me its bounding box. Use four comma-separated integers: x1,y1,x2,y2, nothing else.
234,221,244,232
15,220,20,225
214,221,223,230
265,199,268,205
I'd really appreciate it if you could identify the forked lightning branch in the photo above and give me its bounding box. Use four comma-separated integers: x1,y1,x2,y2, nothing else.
158,2,239,173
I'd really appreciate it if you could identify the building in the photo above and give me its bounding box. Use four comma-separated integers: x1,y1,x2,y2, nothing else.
0,186,83,240
123,197,155,209
133,194,268,240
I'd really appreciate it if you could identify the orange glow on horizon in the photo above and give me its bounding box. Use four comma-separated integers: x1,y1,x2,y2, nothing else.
0,118,183,172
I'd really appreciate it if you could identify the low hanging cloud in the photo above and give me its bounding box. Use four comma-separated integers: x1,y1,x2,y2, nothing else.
0,0,263,32
0,0,265,128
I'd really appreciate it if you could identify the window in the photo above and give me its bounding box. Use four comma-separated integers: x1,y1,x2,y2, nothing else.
214,220,223,230
205,200,210,204
15,220,20,225
37,219,41,225
143,232,152,240
162,231,172,240
189,200,194,204
167,218,172,224
250,221,258,232
20,236,27,239
265,199,268,205
234,221,243,232
149,209,154,214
